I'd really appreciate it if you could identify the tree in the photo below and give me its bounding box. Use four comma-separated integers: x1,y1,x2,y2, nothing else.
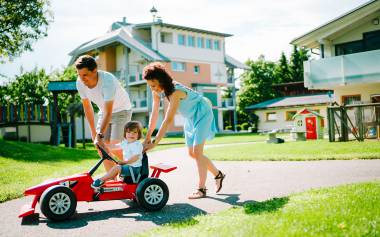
6,67,50,104
0,0,53,62
289,45,310,82
276,52,292,83
237,56,278,126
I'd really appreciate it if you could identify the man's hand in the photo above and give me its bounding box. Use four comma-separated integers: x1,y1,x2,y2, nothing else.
143,136,152,146
94,133,110,155
143,141,156,153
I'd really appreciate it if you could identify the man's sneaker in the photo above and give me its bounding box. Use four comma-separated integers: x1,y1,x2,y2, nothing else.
91,179,105,189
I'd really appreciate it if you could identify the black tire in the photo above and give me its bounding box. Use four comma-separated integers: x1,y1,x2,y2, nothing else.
40,185,77,221
136,178,169,211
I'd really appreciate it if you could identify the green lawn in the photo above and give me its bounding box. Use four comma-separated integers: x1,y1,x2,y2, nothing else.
153,133,279,151
205,140,380,161
137,181,380,237
0,139,100,203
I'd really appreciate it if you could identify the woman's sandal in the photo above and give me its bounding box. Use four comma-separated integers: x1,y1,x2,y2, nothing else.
215,170,226,193
188,188,207,199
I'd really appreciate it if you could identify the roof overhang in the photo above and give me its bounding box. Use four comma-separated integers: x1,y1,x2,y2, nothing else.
225,55,249,70
290,0,380,48
134,22,233,37
68,28,170,65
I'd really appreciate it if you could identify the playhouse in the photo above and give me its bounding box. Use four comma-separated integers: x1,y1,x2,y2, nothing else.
293,108,325,140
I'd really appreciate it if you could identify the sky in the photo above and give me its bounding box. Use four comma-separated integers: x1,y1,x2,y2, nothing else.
0,0,370,83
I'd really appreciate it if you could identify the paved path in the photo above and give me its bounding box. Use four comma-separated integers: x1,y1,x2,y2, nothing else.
1,146,380,237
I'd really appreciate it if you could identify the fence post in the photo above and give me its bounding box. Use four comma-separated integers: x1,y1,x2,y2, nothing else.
327,107,335,142
340,106,349,141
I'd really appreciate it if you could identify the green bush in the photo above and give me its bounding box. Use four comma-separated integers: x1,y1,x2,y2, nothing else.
225,125,233,130
241,122,250,130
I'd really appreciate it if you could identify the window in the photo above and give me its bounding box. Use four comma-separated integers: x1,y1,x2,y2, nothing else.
342,95,361,105
266,112,277,122
188,36,195,47
172,62,186,72
363,30,380,51
335,40,363,56
178,34,186,46
206,39,213,49
213,40,221,50
160,32,173,43
285,111,297,121
197,37,204,48
194,65,200,74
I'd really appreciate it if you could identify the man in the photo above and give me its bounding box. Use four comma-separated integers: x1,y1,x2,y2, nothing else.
75,55,132,171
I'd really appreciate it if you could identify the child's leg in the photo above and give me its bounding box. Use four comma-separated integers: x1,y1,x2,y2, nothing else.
100,165,122,181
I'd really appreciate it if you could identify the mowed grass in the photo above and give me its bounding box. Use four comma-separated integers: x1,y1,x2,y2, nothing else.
0,139,100,203
205,140,380,161
153,133,276,151
137,181,380,237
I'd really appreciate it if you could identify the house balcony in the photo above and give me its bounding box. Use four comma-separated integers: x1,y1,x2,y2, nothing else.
132,98,148,113
128,73,146,86
304,49,380,89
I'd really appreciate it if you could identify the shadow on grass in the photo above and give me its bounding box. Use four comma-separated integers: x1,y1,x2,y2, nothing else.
244,197,289,214
21,202,206,229
0,139,98,163
206,194,289,215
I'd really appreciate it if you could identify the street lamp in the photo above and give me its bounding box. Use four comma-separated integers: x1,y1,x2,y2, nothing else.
150,6,158,22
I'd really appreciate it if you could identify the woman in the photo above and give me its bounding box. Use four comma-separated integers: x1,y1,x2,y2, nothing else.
143,62,225,199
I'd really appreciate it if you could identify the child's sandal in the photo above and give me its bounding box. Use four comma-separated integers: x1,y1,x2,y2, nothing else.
215,170,226,193
188,188,207,199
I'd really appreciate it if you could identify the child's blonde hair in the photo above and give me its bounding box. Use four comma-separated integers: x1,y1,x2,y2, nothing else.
124,121,143,140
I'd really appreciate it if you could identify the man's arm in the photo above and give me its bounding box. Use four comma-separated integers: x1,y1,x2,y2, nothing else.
98,100,114,139
82,99,97,141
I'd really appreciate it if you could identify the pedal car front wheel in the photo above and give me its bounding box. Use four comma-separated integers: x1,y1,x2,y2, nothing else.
40,185,77,221
136,178,169,211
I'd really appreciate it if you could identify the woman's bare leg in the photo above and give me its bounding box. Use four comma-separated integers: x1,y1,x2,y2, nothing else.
190,142,219,188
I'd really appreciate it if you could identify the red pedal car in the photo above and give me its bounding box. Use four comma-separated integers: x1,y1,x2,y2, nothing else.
19,146,176,221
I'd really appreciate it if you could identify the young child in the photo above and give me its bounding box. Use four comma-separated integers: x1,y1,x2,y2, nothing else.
92,121,144,188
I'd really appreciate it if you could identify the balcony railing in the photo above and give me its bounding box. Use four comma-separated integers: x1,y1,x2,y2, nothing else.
132,99,148,109
304,49,380,89
111,65,145,86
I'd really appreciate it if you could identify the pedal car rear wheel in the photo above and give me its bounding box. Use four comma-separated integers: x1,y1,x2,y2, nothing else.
136,178,169,211
40,185,77,221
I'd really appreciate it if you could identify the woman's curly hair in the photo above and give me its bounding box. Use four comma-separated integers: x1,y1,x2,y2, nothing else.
142,62,175,99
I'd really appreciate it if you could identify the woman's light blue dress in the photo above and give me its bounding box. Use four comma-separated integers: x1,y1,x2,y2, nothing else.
174,83,218,147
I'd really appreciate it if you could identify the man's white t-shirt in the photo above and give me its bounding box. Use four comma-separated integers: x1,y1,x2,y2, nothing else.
120,140,143,167
76,70,131,114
